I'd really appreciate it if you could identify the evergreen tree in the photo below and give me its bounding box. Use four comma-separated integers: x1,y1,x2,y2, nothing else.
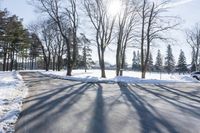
147,52,154,72
155,50,163,71
177,49,188,74
0,10,30,71
164,45,175,73
82,45,93,71
79,34,94,72
136,50,141,70
132,50,141,71
191,64,196,72
132,51,137,70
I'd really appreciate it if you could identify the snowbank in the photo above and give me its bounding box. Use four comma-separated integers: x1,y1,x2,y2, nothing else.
41,70,199,83
0,71,27,133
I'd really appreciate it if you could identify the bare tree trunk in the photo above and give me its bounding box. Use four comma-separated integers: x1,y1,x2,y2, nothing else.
35,57,37,69
116,40,121,76
101,51,106,78
6,52,10,71
196,39,199,70
67,62,72,76
142,2,154,79
52,56,55,71
3,48,7,71
22,56,24,70
10,49,14,71
100,61,106,78
31,55,34,70
66,36,72,75
120,44,128,76
25,57,27,70
141,0,146,79
15,52,18,71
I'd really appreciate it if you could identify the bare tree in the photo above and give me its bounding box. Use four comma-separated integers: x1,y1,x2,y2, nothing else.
84,0,116,78
116,0,139,76
55,32,65,71
41,20,55,71
186,23,200,71
29,19,67,71
29,33,42,70
31,0,79,76
139,0,179,78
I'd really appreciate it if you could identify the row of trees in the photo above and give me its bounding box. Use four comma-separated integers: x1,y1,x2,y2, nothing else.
132,45,188,74
28,0,179,78
0,9,30,71
0,8,95,72
29,19,95,71
27,0,98,75
1,0,199,78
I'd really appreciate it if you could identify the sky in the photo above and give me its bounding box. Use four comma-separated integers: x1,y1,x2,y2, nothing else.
0,0,37,25
1,0,200,65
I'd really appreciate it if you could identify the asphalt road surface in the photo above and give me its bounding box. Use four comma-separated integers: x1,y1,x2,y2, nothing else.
15,72,200,133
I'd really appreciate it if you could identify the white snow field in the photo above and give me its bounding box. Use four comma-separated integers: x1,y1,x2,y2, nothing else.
0,71,27,133
42,69,199,83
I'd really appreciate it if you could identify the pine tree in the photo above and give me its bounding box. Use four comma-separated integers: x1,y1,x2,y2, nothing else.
177,50,188,74
82,45,93,71
155,50,163,71
147,52,154,72
136,50,141,70
132,50,141,71
132,51,137,70
164,45,175,73
79,34,94,72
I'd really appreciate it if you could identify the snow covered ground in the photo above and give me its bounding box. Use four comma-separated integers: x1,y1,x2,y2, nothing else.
0,71,27,133
0,70,196,132
42,69,199,83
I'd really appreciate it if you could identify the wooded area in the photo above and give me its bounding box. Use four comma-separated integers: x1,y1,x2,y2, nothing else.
0,0,199,78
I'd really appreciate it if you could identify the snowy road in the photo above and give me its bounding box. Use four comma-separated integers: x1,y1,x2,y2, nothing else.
15,72,200,133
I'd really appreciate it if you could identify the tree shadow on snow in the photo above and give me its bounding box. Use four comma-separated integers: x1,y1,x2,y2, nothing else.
87,83,107,133
118,82,179,133
133,84,200,118
15,77,93,133
16,72,109,133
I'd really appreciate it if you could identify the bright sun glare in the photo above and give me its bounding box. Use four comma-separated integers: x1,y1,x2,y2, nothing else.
107,0,122,17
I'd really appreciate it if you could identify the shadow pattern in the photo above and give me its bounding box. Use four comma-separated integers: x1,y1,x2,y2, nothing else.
118,82,179,133
15,72,93,133
15,72,200,133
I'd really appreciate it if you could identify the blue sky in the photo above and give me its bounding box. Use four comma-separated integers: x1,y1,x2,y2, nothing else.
1,0,200,65
1,0,37,26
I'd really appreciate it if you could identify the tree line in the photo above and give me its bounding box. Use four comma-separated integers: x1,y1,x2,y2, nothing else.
0,9,30,71
0,9,94,72
0,0,199,79
26,0,180,78
132,44,188,74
